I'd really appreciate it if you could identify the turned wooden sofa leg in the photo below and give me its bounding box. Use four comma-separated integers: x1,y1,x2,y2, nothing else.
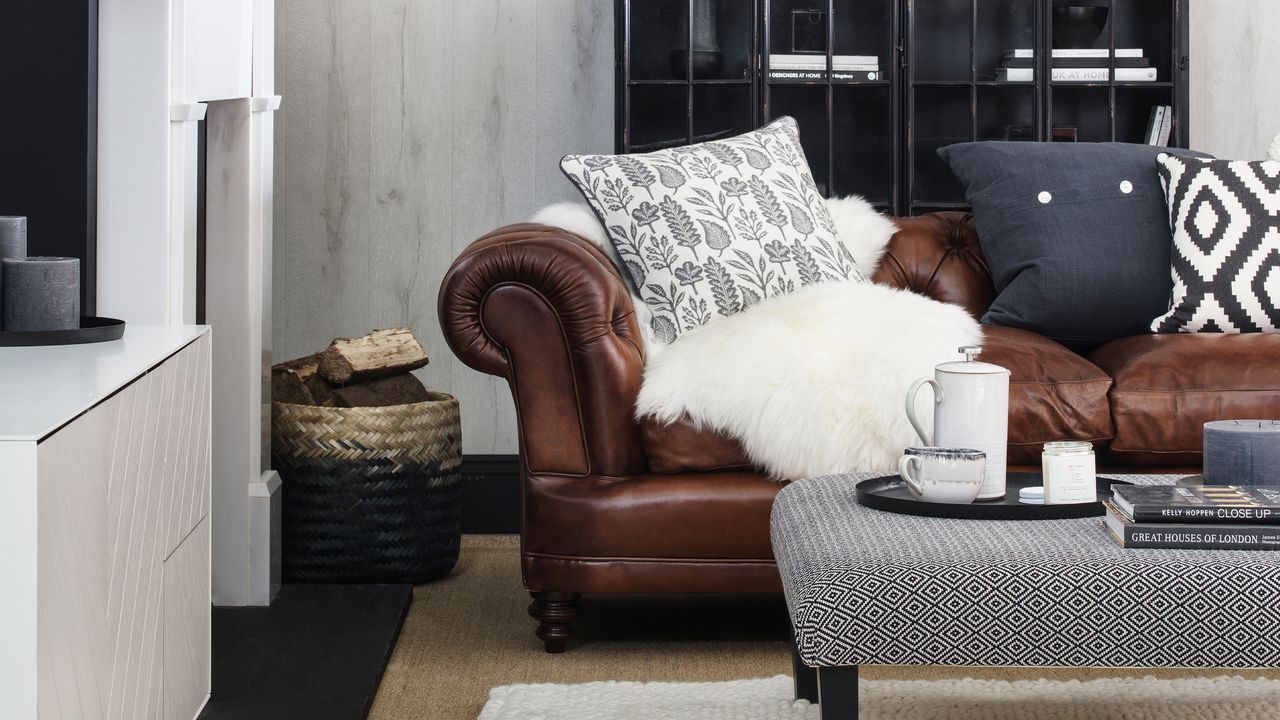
528,591,582,653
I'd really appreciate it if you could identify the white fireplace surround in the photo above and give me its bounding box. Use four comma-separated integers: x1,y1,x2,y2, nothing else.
97,0,280,606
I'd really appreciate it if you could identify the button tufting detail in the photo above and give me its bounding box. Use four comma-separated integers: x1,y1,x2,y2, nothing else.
1120,180,1134,194
1038,191,1053,204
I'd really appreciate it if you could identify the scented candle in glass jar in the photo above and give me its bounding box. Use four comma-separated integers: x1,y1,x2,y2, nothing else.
1043,441,1096,504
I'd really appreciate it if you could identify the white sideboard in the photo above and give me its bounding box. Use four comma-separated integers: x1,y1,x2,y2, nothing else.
0,325,212,720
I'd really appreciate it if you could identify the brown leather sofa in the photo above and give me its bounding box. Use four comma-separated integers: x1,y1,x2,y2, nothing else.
438,212,1280,652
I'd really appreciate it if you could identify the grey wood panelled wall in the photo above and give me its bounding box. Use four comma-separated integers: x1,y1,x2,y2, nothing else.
1189,0,1280,158
275,0,1279,455
273,0,613,453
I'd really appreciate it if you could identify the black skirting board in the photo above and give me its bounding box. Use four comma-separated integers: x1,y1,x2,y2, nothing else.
200,584,412,720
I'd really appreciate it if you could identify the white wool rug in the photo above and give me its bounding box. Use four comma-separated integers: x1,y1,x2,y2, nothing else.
478,674,1280,720
636,281,981,479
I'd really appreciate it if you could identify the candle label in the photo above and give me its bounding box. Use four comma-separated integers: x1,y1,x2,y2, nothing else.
1044,452,1097,504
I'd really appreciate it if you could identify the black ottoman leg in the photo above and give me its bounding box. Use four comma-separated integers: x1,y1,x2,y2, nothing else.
817,665,859,719
793,646,818,703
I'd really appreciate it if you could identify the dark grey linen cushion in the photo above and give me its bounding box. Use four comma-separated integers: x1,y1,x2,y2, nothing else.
938,142,1209,351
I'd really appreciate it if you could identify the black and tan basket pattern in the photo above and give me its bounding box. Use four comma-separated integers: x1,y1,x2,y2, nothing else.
272,391,462,583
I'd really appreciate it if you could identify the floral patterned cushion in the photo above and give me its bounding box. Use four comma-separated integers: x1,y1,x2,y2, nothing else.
561,116,869,342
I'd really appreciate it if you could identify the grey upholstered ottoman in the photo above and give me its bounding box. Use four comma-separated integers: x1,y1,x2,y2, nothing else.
771,473,1280,719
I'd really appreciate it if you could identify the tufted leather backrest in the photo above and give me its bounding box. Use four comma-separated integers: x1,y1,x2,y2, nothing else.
872,212,996,320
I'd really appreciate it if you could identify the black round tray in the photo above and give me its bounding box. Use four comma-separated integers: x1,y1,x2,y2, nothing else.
0,317,126,346
855,472,1132,520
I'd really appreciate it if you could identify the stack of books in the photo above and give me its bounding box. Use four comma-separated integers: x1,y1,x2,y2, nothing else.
768,54,880,82
1143,105,1175,146
996,48,1158,83
1105,484,1280,550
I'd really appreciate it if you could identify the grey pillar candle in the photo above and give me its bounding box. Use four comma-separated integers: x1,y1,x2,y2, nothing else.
1,257,80,331
0,216,26,259
0,216,28,315
1203,420,1280,486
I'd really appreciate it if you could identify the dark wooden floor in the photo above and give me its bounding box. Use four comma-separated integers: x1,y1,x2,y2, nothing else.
199,584,412,720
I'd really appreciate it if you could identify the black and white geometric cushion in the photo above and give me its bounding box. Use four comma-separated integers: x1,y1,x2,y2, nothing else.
1151,154,1280,333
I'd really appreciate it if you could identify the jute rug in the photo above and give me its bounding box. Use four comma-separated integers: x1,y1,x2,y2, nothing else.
479,674,1280,720
371,536,1280,720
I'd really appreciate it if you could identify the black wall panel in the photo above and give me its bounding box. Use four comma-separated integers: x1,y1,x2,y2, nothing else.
0,1,98,314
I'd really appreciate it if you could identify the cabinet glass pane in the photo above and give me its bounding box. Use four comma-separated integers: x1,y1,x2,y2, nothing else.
627,85,689,152
1050,87,1111,142
1049,0,1111,53
977,85,1034,140
912,87,971,204
768,86,831,195
977,0,1035,82
693,85,752,143
702,0,755,80
832,0,893,78
768,0,830,58
1115,87,1174,145
629,0,688,81
833,86,892,204
1113,0,1173,82
913,0,971,82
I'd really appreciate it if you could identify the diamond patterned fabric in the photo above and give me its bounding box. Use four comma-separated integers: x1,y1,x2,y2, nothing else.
772,473,1280,668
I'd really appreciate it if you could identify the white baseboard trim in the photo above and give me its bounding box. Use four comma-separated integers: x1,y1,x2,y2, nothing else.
188,692,210,720
247,470,281,606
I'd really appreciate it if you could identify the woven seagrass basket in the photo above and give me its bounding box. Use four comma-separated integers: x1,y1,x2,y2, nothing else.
272,390,462,583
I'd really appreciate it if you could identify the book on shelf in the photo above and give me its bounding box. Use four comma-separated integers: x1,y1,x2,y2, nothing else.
1104,502,1280,550
1110,484,1280,524
1000,56,1150,69
1158,104,1174,146
768,70,880,82
996,67,1157,82
769,63,879,72
1005,48,1144,59
769,53,878,67
1144,106,1167,145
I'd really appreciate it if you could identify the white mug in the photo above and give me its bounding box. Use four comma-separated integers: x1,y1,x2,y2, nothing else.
898,447,987,504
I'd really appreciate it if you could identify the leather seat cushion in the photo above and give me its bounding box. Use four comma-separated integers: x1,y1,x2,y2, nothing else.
1088,333,1280,466
523,471,781,561
978,325,1115,464
641,414,754,473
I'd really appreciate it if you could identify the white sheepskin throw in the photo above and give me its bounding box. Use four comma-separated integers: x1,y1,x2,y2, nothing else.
530,202,620,271
636,281,982,479
824,195,899,276
531,196,897,351
1270,129,1280,162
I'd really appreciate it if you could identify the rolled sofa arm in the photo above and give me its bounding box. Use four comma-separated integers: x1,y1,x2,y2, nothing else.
438,224,648,478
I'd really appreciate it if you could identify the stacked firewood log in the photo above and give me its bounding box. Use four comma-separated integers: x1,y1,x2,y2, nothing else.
272,327,433,407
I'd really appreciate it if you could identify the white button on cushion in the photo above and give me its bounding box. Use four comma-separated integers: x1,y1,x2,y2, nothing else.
1120,180,1134,194
1038,191,1053,204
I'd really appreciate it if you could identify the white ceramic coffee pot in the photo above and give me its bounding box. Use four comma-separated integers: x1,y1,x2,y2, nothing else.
905,346,1010,500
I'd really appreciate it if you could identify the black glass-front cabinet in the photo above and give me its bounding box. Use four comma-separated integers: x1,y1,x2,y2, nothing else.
616,0,1190,215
